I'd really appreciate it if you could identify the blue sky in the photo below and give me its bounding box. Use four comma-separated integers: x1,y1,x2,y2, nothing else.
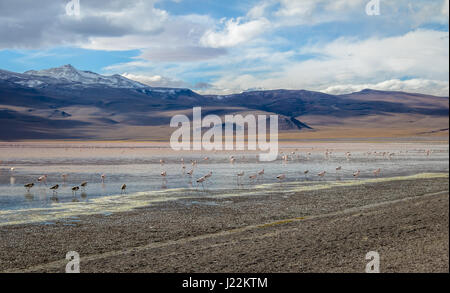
0,0,448,95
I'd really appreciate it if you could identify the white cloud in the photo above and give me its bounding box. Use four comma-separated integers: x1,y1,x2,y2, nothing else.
247,1,272,18
203,29,449,96
0,0,170,49
322,79,449,96
200,17,270,48
275,0,318,17
122,73,188,88
272,0,450,27
273,0,366,26
78,0,168,34
299,29,449,81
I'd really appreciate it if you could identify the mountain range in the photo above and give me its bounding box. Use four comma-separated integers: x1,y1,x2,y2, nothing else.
0,65,448,140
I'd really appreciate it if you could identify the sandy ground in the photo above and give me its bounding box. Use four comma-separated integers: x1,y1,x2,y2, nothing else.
0,177,448,273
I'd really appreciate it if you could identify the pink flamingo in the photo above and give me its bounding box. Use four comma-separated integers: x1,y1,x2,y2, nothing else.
373,168,381,176
204,171,212,180
276,174,286,182
38,174,48,185
196,176,206,189
318,171,326,179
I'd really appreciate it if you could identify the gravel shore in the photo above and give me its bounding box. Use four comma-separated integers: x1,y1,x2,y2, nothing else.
0,176,448,273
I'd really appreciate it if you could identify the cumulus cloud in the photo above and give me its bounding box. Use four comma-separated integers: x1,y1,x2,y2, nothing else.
0,0,167,49
200,17,270,48
204,29,449,96
0,0,221,63
122,73,188,88
122,72,213,90
322,79,449,96
300,29,449,81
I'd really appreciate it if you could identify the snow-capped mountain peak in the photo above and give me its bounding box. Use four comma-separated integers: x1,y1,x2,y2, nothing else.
23,64,148,89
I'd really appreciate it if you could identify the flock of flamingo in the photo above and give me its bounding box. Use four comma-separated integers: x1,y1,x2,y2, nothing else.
0,148,435,197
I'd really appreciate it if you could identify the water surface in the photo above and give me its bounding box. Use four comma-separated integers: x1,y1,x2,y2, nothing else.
0,142,448,225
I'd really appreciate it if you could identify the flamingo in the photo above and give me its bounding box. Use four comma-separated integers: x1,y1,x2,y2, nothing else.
161,171,167,177
24,183,34,192
336,166,342,172
204,171,212,180
237,171,244,184
249,174,257,182
38,175,48,185
71,186,80,195
196,176,206,189
258,169,265,178
373,168,381,176
160,159,165,165
101,174,106,183
50,184,59,195
276,174,286,182
187,169,194,176
318,171,326,178
353,170,360,178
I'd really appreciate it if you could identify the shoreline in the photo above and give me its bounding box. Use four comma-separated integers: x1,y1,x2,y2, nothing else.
0,173,448,227
0,136,449,145
1,175,448,273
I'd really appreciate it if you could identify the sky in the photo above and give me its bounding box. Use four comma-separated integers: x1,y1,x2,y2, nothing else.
0,0,448,96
